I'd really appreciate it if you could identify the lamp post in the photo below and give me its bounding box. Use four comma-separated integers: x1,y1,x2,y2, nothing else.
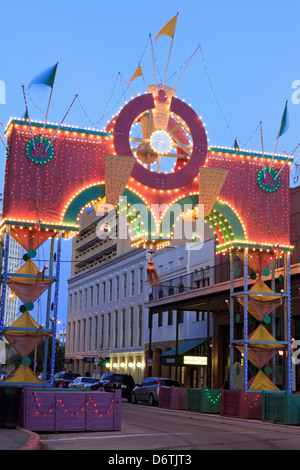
57,320,65,346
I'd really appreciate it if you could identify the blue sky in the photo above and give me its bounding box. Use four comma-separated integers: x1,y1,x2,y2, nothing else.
1,0,300,326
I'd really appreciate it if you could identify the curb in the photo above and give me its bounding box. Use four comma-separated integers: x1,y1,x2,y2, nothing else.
19,429,40,450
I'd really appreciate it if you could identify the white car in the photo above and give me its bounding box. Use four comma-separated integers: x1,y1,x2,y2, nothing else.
68,377,100,390
131,377,182,406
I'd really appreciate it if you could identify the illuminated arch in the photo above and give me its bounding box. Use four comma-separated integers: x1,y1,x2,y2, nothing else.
61,184,156,242
160,195,247,246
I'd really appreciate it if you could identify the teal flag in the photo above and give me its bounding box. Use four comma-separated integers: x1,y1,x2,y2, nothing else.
278,100,289,137
28,63,58,89
233,138,240,150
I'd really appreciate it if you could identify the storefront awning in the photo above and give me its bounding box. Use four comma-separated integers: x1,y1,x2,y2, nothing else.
97,358,110,367
160,338,207,366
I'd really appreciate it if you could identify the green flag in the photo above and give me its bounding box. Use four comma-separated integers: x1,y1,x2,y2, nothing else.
278,100,289,137
28,63,58,89
233,138,240,150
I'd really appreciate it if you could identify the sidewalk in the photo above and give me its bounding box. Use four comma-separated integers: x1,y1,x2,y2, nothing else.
0,427,40,450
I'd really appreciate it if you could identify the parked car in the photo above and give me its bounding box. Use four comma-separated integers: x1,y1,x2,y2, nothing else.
68,376,100,390
91,372,135,400
131,377,182,406
52,371,65,384
38,373,51,382
53,372,81,388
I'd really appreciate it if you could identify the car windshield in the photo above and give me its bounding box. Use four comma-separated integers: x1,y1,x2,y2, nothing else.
111,374,126,382
83,378,97,383
160,379,181,387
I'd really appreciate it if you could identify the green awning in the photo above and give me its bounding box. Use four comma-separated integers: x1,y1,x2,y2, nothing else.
97,358,110,366
161,338,206,357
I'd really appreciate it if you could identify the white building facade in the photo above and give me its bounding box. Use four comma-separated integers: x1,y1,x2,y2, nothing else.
65,215,216,387
66,247,147,384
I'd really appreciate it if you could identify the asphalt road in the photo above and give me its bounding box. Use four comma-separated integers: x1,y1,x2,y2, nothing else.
38,401,300,452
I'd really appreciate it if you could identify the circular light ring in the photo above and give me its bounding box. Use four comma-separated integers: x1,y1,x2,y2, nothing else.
257,168,280,192
113,93,207,190
150,129,173,155
26,137,54,164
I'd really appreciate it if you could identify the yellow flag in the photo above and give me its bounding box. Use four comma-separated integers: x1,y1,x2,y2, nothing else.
129,64,143,83
155,13,178,40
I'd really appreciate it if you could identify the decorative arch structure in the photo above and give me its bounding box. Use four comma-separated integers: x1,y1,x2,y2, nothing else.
0,81,293,391
159,195,247,247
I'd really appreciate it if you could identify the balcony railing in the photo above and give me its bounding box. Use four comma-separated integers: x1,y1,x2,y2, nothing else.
150,256,285,301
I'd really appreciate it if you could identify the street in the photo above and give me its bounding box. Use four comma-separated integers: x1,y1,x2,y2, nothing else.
38,400,300,452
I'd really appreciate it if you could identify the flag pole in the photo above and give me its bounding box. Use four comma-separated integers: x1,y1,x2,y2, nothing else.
22,85,36,149
269,130,280,172
290,150,300,173
119,72,136,97
41,62,58,141
275,141,300,179
173,43,200,89
270,100,288,171
0,133,6,150
141,65,148,93
163,13,179,87
45,94,78,151
149,34,157,87
259,121,266,176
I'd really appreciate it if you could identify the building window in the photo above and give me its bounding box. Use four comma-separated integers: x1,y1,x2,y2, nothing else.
79,291,82,310
76,320,81,353
107,313,111,349
204,266,210,286
168,310,173,325
139,267,143,293
90,286,93,307
158,311,163,327
116,276,119,300
84,289,87,309
82,319,86,351
72,322,76,353
178,310,184,324
68,294,72,313
114,310,118,349
88,317,92,351
73,292,77,312
96,284,99,305
123,273,127,298
102,282,106,304
100,315,104,349
121,309,126,348
130,270,135,296
94,316,98,350
130,307,134,347
138,305,143,347
109,279,112,302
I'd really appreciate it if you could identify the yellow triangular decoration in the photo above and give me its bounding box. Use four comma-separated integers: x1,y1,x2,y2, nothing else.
4,364,44,384
248,370,279,391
